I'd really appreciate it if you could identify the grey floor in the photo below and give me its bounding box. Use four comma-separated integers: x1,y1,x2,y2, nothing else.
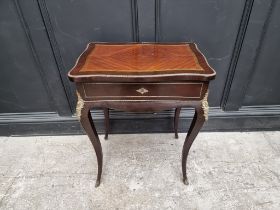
0,131,280,210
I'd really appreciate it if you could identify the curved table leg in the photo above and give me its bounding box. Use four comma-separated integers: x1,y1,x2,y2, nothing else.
182,104,206,185
174,108,181,139
103,108,109,140
79,104,103,187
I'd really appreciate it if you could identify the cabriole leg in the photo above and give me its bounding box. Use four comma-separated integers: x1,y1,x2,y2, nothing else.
103,108,109,140
76,94,103,187
174,108,181,139
181,102,208,185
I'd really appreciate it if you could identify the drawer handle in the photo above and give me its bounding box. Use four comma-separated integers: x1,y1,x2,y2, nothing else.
136,87,149,95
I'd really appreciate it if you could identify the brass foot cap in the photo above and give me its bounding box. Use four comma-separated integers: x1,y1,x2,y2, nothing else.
95,180,101,187
183,178,189,185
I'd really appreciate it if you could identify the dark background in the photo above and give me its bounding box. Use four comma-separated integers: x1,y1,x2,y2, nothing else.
1,0,280,136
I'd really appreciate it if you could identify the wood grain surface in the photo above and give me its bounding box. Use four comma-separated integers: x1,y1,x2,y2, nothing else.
68,43,216,82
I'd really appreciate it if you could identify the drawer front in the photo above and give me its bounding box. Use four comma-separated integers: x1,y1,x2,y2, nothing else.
82,83,204,100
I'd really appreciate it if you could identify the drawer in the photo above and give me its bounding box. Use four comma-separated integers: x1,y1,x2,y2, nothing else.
82,82,204,100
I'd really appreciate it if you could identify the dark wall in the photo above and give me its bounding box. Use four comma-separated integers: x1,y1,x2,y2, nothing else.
0,0,53,113
224,0,280,109
243,0,280,106
0,0,280,136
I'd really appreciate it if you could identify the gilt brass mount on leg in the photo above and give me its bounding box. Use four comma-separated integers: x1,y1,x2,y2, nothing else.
202,90,209,121
76,91,84,120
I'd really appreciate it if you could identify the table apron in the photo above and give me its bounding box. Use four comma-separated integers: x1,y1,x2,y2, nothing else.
81,82,205,101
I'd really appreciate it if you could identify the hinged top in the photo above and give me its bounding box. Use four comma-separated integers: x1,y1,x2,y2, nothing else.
68,43,216,82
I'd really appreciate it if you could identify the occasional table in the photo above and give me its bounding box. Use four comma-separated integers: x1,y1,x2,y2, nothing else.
68,43,216,187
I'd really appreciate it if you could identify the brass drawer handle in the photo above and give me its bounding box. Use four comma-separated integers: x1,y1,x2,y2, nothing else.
136,87,149,95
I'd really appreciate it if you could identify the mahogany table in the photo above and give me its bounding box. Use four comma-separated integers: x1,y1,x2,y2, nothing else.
68,43,216,187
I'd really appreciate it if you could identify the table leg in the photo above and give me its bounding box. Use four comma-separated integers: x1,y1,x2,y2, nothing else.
78,102,103,187
181,103,207,185
103,108,109,140
174,108,181,139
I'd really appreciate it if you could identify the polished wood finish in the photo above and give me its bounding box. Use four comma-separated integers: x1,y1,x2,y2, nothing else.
68,43,216,187
82,82,205,100
80,44,203,72
68,43,215,82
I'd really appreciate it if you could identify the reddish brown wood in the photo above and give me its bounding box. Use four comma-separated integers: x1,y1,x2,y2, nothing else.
69,42,216,187
80,44,203,72
68,43,216,82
